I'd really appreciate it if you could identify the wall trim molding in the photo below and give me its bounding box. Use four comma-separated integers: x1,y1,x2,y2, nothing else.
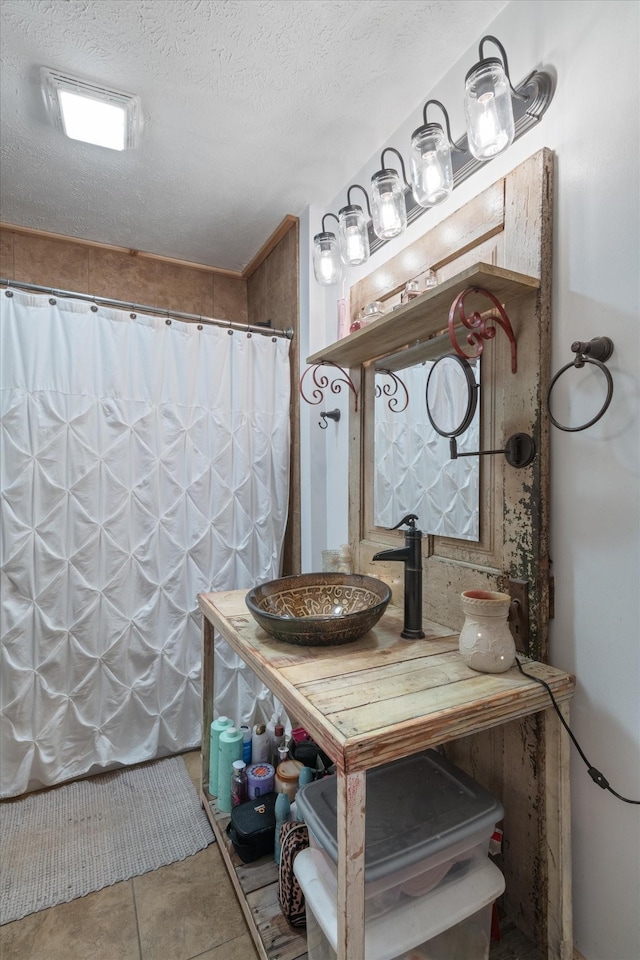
241,215,298,279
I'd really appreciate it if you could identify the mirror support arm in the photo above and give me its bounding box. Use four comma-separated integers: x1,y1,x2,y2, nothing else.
450,433,536,468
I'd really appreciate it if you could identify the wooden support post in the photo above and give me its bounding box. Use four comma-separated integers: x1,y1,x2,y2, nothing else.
201,617,215,800
336,769,366,960
544,701,573,960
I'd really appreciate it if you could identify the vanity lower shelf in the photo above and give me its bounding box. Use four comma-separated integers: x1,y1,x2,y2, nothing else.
200,779,549,960
200,789,308,960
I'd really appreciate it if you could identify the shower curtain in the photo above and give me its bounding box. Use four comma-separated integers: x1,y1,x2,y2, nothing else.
0,289,291,798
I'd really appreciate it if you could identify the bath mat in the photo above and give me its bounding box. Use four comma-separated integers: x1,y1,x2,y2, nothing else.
0,755,214,925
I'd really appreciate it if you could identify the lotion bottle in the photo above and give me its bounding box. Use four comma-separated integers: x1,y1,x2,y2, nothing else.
251,723,270,763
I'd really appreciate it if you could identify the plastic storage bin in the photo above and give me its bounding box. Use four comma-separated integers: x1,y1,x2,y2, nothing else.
295,749,503,919
294,846,505,960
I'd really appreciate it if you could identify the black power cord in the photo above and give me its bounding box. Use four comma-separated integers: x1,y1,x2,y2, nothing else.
515,657,640,805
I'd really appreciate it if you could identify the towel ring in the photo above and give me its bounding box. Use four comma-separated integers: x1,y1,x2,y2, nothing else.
547,337,614,432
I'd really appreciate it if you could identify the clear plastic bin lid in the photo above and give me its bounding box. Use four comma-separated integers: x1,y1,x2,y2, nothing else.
295,749,503,883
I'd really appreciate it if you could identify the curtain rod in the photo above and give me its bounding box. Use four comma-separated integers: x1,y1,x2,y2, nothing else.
0,278,295,341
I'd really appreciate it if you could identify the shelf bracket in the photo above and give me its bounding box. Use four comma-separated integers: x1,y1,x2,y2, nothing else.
375,369,409,413
448,286,518,373
299,361,358,412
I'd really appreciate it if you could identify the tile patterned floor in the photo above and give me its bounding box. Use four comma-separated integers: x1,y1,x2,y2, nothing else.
0,751,261,960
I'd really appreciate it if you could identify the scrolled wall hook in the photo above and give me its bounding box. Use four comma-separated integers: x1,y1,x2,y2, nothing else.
319,409,341,430
547,336,614,432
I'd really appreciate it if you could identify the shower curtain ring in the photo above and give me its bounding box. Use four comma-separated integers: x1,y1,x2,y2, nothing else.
246,323,252,338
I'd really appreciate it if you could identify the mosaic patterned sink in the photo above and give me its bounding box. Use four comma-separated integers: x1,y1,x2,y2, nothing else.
245,573,392,646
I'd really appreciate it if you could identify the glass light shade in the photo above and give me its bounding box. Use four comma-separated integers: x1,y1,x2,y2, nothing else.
371,169,407,239
338,205,370,266
464,59,515,160
313,232,341,285
410,123,453,207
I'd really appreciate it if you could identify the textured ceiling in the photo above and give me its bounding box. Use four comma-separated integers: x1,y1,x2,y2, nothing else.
0,0,508,272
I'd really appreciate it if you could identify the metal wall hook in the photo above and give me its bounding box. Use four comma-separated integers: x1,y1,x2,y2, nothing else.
547,336,615,432
319,409,340,429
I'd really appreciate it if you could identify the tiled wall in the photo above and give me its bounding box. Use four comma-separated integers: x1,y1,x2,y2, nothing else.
0,227,248,323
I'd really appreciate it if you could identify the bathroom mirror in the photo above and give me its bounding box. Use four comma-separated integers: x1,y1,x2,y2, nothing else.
425,354,478,438
373,350,480,541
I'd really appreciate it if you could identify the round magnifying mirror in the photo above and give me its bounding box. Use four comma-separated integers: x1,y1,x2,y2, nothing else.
425,354,478,438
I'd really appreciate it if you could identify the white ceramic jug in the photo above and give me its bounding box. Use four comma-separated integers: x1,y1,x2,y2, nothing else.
459,589,516,674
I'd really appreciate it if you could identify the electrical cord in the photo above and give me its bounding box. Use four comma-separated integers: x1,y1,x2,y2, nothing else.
515,657,640,805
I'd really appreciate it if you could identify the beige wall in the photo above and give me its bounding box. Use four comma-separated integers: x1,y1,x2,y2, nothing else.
0,226,248,322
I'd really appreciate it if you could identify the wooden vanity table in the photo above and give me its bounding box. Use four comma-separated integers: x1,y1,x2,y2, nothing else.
198,589,575,960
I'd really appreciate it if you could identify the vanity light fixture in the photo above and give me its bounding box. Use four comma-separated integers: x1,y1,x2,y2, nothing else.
338,185,372,266
313,214,342,286
463,36,526,160
410,99,461,207
41,68,142,151
313,37,555,284
370,148,409,240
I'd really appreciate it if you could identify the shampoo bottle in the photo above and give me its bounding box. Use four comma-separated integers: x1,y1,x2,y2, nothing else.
208,716,234,796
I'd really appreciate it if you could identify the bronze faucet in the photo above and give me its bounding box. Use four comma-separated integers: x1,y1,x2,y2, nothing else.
372,514,425,639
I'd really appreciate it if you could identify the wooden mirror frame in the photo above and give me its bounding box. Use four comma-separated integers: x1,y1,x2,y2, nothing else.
349,149,553,663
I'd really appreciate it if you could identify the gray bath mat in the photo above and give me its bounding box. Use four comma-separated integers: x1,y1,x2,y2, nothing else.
0,755,214,924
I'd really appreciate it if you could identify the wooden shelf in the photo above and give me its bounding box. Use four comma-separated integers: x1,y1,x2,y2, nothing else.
306,262,540,369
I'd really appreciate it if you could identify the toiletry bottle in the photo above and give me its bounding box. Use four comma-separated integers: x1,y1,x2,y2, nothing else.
337,298,350,339
208,716,234,797
251,723,270,764
240,724,252,765
271,724,285,766
266,711,279,762
275,758,303,801
230,760,248,807
274,792,291,864
217,727,243,813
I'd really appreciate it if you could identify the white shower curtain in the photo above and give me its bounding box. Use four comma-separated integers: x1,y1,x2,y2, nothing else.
0,290,290,798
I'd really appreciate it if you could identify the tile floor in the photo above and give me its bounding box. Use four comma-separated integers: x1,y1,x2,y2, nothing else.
0,751,261,960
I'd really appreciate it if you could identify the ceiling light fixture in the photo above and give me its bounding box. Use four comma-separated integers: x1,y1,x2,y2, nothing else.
41,68,142,151
314,36,554,284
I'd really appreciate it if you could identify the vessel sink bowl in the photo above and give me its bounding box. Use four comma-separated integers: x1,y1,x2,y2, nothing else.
245,573,391,646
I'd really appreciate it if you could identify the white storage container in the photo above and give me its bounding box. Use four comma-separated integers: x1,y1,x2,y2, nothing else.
295,749,503,919
294,846,505,960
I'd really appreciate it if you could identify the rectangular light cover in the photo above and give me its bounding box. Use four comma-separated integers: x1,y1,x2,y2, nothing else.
41,68,141,150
